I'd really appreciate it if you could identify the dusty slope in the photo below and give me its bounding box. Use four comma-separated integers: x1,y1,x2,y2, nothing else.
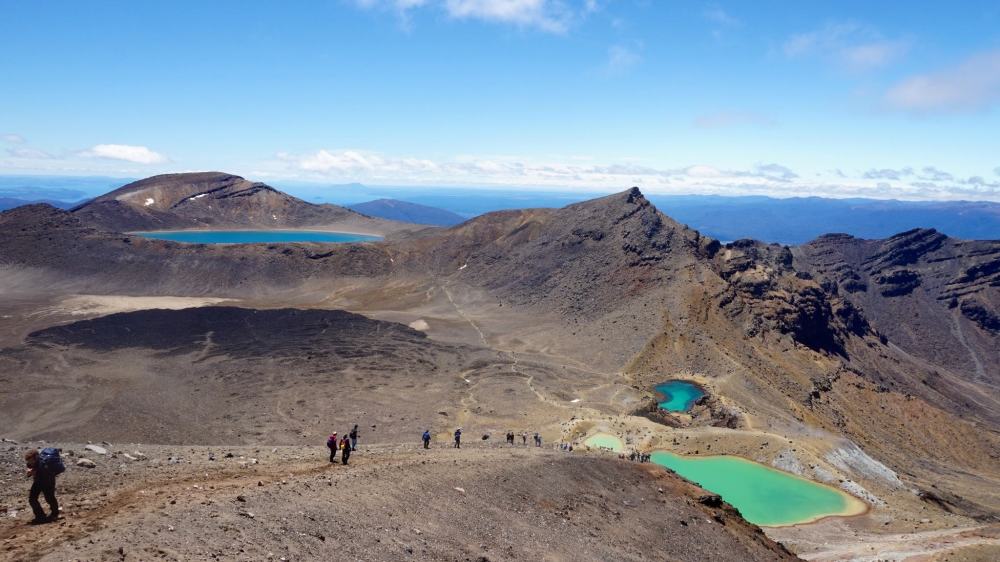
71,172,412,235
1,184,999,558
0,444,796,562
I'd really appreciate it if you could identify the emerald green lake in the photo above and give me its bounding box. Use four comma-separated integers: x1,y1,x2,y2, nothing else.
133,230,380,244
583,433,624,452
650,451,865,526
655,380,705,412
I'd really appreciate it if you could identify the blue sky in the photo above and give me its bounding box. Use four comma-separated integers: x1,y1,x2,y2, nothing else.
2,0,1000,200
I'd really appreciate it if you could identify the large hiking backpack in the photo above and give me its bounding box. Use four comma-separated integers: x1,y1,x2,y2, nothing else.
39,447,66,476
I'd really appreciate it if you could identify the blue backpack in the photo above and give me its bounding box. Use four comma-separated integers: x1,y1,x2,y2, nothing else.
39,448,66,475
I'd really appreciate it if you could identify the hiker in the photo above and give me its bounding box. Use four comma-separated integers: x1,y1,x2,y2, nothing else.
506,431,514,446
521,432,527,446
340,435,352,466
327,432,339,463
534,432,542,447
350,425,359,451
422,429,431,449
25,448,63,524
454,428,462,448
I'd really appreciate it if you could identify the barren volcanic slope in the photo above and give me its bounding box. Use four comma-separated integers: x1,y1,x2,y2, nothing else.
1,179,999,559
70,172,412,235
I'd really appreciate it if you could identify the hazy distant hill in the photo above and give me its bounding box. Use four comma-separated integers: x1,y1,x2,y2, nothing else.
647,195,1000,244
0,197,84,211
349,198,465,226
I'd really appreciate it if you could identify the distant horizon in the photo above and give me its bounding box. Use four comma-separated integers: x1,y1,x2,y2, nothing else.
2,171,1000,205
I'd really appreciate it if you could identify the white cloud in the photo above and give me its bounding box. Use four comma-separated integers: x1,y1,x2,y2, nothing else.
603,44,641,74
694,111,775,129
2,133,26,144
79,144,168,164
784,22,909,71
269,148,1000,201
884,49,1000,113
355,0,583,33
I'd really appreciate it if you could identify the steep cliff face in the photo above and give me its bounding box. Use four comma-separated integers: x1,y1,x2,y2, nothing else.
71,172,406,234
794,229,1000,385
711,239,870,356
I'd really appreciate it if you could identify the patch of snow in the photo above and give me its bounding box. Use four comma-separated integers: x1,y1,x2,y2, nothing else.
191,193,207,200
458,263,468,270
272,214,277,220
408,319,429,331
826,442,905,489
143,198,155,207
570,398,581,403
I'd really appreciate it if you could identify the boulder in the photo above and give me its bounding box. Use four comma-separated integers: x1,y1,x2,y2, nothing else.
84,444,108,455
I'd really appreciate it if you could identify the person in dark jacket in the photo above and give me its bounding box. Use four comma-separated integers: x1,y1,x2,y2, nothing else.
350,425,359,451
327,432,339,463
340,435,351,465
422,430,431,449
453,428,462,448
24,450,59,524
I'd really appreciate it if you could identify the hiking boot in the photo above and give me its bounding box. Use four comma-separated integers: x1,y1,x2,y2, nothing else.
28,517,49,525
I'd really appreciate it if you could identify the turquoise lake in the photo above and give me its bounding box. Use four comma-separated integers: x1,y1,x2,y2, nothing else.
650,451,866,526
655,380,706,412
134,230,380,244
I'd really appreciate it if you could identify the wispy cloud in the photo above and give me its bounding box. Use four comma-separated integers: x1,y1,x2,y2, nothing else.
784,22,909,71
79,144,168,164
602,43,641,75
703,6,740,27
2,133,26,144
885,49,1000,114
694,111,775,129
354,0,586,33
6,147,56,159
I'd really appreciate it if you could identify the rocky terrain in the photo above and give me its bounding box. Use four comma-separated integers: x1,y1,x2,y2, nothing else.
1,174,998,560
0,442,796,562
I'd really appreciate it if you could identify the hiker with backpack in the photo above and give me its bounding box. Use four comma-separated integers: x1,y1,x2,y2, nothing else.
24,448,63,524
422,429,431,449
350,425,359,452
453,428,462,448
327,432,339,463
340,434,351,466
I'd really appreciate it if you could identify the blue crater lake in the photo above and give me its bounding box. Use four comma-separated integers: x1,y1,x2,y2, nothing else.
655,380,706,412
133,230,381,244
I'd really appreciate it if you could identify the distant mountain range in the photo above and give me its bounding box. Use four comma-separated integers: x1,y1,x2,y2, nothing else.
2,175,998,243
348,198,466,226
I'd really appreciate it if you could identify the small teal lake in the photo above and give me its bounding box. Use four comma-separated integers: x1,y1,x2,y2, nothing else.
134,230,381,244
655,380,706,412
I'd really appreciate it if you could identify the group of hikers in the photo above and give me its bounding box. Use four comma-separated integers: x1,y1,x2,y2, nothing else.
19,425,645,525
326,424,360,465
504,430,542,447
623,450,652,463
